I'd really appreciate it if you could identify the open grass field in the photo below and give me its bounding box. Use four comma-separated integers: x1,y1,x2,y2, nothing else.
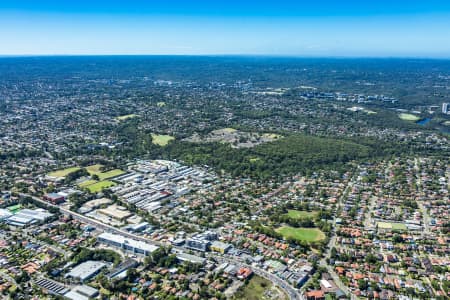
233,275,286,300
116,114,138,121
86,164,103,174
151,134,175,146
399,113,420,121
97,169,125,180
391,223,407,231
262,133,283,139
222,127,237,133
276,226,325,242
377,222,407,231
47,167,81,178
86,165,125,180
85,180,116,193
78,179,98,188
377,222,392,229
286,210,317,219
157,101,166,107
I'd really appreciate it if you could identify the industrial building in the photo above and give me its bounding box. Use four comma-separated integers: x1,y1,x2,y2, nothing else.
5,208,53,227
64,285,99,300
35,278,69,295
0,209,12,220
97,232,158,255
97,204,132,222
65,261,107,282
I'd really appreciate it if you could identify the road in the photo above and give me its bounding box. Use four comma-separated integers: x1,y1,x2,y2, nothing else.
413,158,431,235
214,255,303,300
20,193,301,299
318,171,357,300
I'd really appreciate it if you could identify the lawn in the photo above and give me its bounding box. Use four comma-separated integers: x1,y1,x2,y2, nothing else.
377,222,407,231
151,134,175,146
287,210,317,219
85,181,116,193
86,165,125,180
86,164,103,174
377,222,392,229
276,226,325,242
391,223,407,231
399,113,420,121
78,179,98,188
47,167,81,178
157,101,166,107
222,127,237,133
233,275,286,300
97,169,125,180
115,114,138,121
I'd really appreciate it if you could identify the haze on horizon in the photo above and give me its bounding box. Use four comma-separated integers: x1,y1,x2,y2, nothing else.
1,0,450,58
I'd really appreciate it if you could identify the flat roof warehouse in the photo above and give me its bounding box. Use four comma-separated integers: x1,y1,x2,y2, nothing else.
97,232,158,255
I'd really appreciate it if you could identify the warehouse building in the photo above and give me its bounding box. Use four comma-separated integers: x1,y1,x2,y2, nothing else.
97,232,158,255
97,204,132,222
65,261,107,282
64,285,99,300
5,208,53,227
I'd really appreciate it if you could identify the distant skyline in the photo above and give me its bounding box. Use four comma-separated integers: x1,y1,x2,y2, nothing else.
1,1,450,57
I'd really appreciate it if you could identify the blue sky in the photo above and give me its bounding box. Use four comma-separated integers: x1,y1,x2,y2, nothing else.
1,1,450,57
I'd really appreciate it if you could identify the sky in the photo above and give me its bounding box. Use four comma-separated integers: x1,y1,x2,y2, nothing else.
1,1,450,57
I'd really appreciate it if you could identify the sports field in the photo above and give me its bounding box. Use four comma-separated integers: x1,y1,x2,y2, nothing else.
78,179,98,188
85,180,116,193
97,169,125,180
377,222,407,231
151,134,175,146
47,167,81,178
276,226,325,242
86,164,125,180
86,164,103,174
398,113,420,121
286,210,317,219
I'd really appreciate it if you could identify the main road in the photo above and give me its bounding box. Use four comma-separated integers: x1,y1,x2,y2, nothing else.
318,171,357,300
20,193,303,300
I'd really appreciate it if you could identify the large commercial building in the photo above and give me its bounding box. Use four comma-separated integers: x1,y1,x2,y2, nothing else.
65,261,107,282
64,285,99,300
210,241,232,254
97,204,132,222
443,103,450,114
97,232,158,255
185,230,219,252
185,238,211,252
5,208,53,227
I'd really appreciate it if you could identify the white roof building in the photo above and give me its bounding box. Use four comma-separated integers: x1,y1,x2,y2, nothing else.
65,261,107,282
97,232,158,255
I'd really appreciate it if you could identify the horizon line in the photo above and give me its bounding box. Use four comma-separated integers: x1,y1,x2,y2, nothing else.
1,53,450,60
